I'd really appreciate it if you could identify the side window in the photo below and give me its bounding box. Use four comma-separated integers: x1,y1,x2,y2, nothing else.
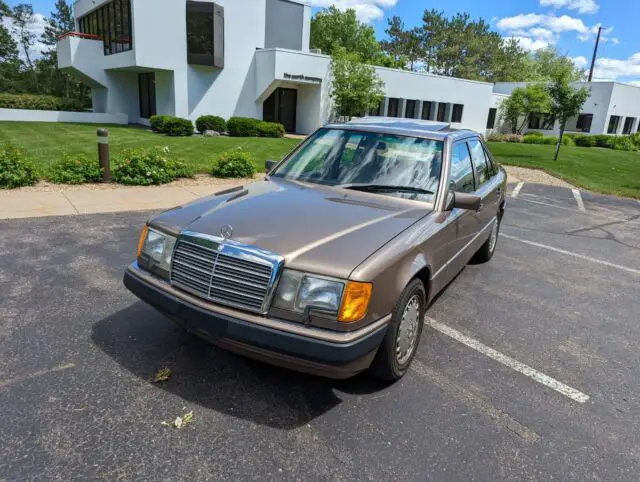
468,139,489,186
482,143,497,176
450,142,475,193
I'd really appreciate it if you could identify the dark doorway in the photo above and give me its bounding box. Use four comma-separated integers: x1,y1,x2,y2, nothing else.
263,88,297,133
138,73,157,119
387,98,399,118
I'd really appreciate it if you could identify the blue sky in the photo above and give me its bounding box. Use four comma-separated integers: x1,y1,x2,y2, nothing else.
5,0,640,85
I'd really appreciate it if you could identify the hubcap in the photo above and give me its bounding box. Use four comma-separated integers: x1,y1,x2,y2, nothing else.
489,220,499,253
396,294,421,365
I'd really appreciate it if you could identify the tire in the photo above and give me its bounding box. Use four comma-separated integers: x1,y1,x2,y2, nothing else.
472,216,501,264
371,279,426,381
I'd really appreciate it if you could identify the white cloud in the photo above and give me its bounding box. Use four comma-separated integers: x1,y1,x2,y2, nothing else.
509,36,550,51
497,13,613,48
539,0,599,14
590,53,640,80
2,13,48,61
572,55,589,69
308,0,398,23
629,80,640,87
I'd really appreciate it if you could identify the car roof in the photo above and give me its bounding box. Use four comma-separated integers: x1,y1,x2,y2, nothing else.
323,117,480,142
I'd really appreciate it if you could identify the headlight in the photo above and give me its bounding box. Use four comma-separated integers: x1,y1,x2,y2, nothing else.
137,226,177,273
272,269,372,323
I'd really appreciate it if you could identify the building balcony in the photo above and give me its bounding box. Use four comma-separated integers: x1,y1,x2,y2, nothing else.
57,32,136,87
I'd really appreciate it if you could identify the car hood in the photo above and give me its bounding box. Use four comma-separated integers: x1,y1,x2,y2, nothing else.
151,178,431,278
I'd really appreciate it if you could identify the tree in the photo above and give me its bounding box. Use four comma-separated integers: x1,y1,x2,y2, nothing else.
40,0,85,100
380,16,424,71
528,48,584,82
42,0,74,53
415,10,532,82
547,73,590,160
11,3,36,69
330,47,385,120
311,7,380,62
499,83,552,134
0,0,18,62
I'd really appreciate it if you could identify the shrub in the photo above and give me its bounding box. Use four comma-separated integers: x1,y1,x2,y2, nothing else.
525,130,544,137
211,150,257,178
48,153,102,184
561,136,575,146
257,121,285,138
630,132,640,149
0,144,38,189
487,133,507,142
574,135,596,147
195,115,226,134
593,134,613,148
504,134,524,143
149,115,170,133
0,93,84,112
113,146,193,185
611,136,636,151
227,117,259,137
162,117,194,136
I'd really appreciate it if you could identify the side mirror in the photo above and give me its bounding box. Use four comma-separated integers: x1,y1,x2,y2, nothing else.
265,159,277,173
447,191,482,211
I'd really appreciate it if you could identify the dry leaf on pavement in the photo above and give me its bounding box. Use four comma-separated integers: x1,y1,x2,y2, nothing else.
153,367,171,383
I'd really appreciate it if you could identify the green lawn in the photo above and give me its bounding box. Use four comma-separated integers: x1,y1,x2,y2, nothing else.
0,122,301,174
488,142,640,199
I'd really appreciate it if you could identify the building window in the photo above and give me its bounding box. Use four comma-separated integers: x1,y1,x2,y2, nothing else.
387,98,399,118
622,117,635,135
405,100,416,119
451,104,464,123
421,101,432,120
576,113,593,133
437,103,447,122
77,0,132,56
607,115,621,134
187,1,225,68
486,108,497,129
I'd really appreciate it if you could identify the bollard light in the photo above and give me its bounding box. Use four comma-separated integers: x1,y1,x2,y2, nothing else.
97,128,111,183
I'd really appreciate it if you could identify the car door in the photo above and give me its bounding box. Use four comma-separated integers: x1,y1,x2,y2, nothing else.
441,140,479,281
467,137,501,244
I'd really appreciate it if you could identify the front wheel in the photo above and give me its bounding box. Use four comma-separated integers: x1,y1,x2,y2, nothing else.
371,279,426,381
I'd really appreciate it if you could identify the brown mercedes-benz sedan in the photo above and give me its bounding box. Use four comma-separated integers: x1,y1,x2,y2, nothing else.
124,118,507,380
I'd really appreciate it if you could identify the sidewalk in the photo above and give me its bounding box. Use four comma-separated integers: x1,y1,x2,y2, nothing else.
0,182,242,220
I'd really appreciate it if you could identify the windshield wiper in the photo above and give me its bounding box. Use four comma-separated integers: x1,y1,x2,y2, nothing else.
337,184,434,195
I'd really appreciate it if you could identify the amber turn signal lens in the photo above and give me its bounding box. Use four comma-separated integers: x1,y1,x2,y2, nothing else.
338,281,373,323
137,225,149,257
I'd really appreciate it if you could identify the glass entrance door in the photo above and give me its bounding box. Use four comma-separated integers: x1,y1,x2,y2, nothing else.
263,87,297,133
138,73,157,119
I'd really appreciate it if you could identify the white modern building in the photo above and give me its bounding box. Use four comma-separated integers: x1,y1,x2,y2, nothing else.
57,0,494,133
491,81,640,135
56,0,640,136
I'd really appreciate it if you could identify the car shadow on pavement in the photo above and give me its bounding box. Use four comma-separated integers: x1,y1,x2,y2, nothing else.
91,301,388,429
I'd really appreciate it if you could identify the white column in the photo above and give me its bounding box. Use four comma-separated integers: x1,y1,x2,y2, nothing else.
381,97,389,116
416,101,423,120
399,99,407,118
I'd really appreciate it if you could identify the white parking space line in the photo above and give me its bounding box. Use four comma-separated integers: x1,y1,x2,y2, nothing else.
425,318,590,404
0,362,75,389
502,233,640,276
572,189,586,212
508,196,640,226
511,182,524,198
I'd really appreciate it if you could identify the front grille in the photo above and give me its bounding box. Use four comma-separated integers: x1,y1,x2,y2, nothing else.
170,240,273,312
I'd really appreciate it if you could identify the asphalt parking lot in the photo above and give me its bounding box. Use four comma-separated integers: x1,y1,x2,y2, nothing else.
1,183,639,480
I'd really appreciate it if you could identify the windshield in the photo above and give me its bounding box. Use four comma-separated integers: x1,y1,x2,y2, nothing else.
271,128,444,202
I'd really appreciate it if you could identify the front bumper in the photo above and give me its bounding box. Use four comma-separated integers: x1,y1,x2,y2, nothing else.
123,264,389,378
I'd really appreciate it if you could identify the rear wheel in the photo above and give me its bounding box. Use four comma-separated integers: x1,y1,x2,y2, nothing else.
371,279,426,381
472,216,500,263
